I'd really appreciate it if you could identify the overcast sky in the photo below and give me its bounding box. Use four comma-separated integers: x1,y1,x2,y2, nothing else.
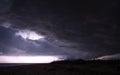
0,0,120,60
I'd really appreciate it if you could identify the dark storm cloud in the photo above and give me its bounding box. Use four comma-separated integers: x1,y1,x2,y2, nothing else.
0,0,120,59
0,0,12,13
0,26,86,59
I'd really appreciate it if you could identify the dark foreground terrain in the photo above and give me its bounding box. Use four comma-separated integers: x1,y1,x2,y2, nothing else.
0,60,119,75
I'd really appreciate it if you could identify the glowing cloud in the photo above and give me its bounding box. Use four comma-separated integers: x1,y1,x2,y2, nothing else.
95,54,120,60
0,56,64,63
15,30,45,40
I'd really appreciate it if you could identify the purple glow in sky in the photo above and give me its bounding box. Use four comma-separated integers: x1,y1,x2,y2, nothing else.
0,56,64,63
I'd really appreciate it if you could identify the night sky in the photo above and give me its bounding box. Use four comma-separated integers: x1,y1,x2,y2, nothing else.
0,0,120,62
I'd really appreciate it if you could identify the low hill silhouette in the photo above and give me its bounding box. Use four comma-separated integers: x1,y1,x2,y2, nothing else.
0,60,119,75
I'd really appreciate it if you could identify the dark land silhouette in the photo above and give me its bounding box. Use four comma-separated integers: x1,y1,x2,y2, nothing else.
0,60,119,75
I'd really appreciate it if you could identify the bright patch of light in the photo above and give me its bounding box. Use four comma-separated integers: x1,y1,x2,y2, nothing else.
0,56,64,63
95,54,120,60
95,56,110,60
15,30,45,40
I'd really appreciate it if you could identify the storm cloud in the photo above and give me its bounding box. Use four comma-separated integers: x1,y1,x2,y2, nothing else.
0,0,120,59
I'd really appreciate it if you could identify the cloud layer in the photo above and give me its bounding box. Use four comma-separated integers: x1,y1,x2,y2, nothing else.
0,0,120,59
